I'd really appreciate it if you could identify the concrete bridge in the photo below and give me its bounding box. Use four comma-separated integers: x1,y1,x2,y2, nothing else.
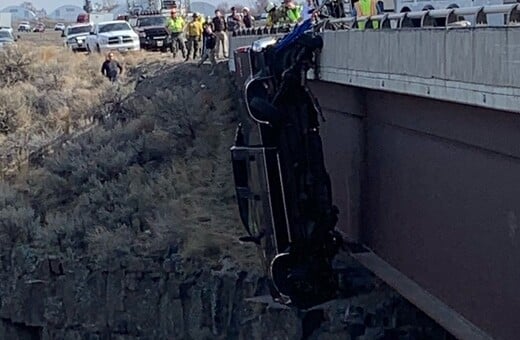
229,19,520,340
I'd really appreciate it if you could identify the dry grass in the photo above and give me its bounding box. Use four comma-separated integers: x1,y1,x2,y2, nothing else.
0,41,141,178
0,41,259,268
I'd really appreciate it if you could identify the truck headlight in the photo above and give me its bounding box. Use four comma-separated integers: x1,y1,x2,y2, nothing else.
138,32,146,38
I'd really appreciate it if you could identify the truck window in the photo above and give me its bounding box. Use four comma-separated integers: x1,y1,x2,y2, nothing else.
98,22,131,33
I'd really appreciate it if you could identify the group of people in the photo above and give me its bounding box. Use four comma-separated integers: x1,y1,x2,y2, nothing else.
265,0,382,29
100,0,384,82
164,7,258,73
265,0,304,26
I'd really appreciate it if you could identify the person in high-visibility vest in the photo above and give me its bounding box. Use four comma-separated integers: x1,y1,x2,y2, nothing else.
354,0,379,29
280,0,302,24
166,8,187,58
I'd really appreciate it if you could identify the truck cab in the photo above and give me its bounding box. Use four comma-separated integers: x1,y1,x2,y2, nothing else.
63,23,93,52
85,20,140,54
134,11,171,52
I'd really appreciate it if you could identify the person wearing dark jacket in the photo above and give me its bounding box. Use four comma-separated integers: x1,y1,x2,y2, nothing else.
101,52,123,82
226,7,242,33
211,10,227,58
242,7,255,28
197,25,217,75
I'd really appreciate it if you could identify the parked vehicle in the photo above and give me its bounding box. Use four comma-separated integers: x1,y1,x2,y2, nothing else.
0,26,13,36
77,13,89,23
17,21,31,32
86,20,140,53
89,13,115,25
63,23,93,52
77,13,115,24
0,30,16,48
0,13,12,33
134,12,170,52
117,14,130,21
32,23,45,32
54,23,65,31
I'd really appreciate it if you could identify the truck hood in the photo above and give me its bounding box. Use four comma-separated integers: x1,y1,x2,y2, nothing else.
98,30,136,37
67,32,89,40
0,39,14,47
138,25,167,31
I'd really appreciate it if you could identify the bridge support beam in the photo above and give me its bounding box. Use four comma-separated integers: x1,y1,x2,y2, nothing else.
309,80,520,340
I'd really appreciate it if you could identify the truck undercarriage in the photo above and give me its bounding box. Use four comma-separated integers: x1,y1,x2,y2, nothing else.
231,23,344,309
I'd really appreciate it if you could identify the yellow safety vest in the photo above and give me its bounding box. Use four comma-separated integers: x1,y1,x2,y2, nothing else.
357,0,379,30
167,17,185,33
187,20,202,37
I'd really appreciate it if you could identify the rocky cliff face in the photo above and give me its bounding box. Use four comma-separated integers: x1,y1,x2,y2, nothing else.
0,244,450,340
0,245,274,340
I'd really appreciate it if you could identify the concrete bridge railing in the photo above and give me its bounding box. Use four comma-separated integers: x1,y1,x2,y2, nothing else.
233,3,520,35
229,26,520,113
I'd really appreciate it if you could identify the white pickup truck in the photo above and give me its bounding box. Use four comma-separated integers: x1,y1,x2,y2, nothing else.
63,23,93,52
85,20,140,54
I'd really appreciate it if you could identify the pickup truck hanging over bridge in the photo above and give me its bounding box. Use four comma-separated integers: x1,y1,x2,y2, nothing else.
230,20,344,309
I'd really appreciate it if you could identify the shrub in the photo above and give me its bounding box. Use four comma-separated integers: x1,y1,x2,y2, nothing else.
0,182,40,248
3,60,257,266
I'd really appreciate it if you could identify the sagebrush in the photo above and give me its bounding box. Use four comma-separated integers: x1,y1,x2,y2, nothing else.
1,57,257,266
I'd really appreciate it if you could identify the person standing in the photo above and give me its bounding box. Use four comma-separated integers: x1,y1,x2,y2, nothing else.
265,2,280,27
211,9,228,58
101,52,123,83
354,0,379,29
242,7,255,28
197,25,217,75
166,8,187,59
280,0,302,24
227,7,242,33
186,13,203,61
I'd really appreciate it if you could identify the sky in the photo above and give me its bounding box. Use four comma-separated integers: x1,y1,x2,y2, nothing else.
1,0,256,12
1,0,85,11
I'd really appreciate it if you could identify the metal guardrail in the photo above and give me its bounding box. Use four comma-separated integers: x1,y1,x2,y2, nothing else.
233,3,520,36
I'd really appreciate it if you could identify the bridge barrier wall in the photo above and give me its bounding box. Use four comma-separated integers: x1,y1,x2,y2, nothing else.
229,28,520,113
318,28,520,113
